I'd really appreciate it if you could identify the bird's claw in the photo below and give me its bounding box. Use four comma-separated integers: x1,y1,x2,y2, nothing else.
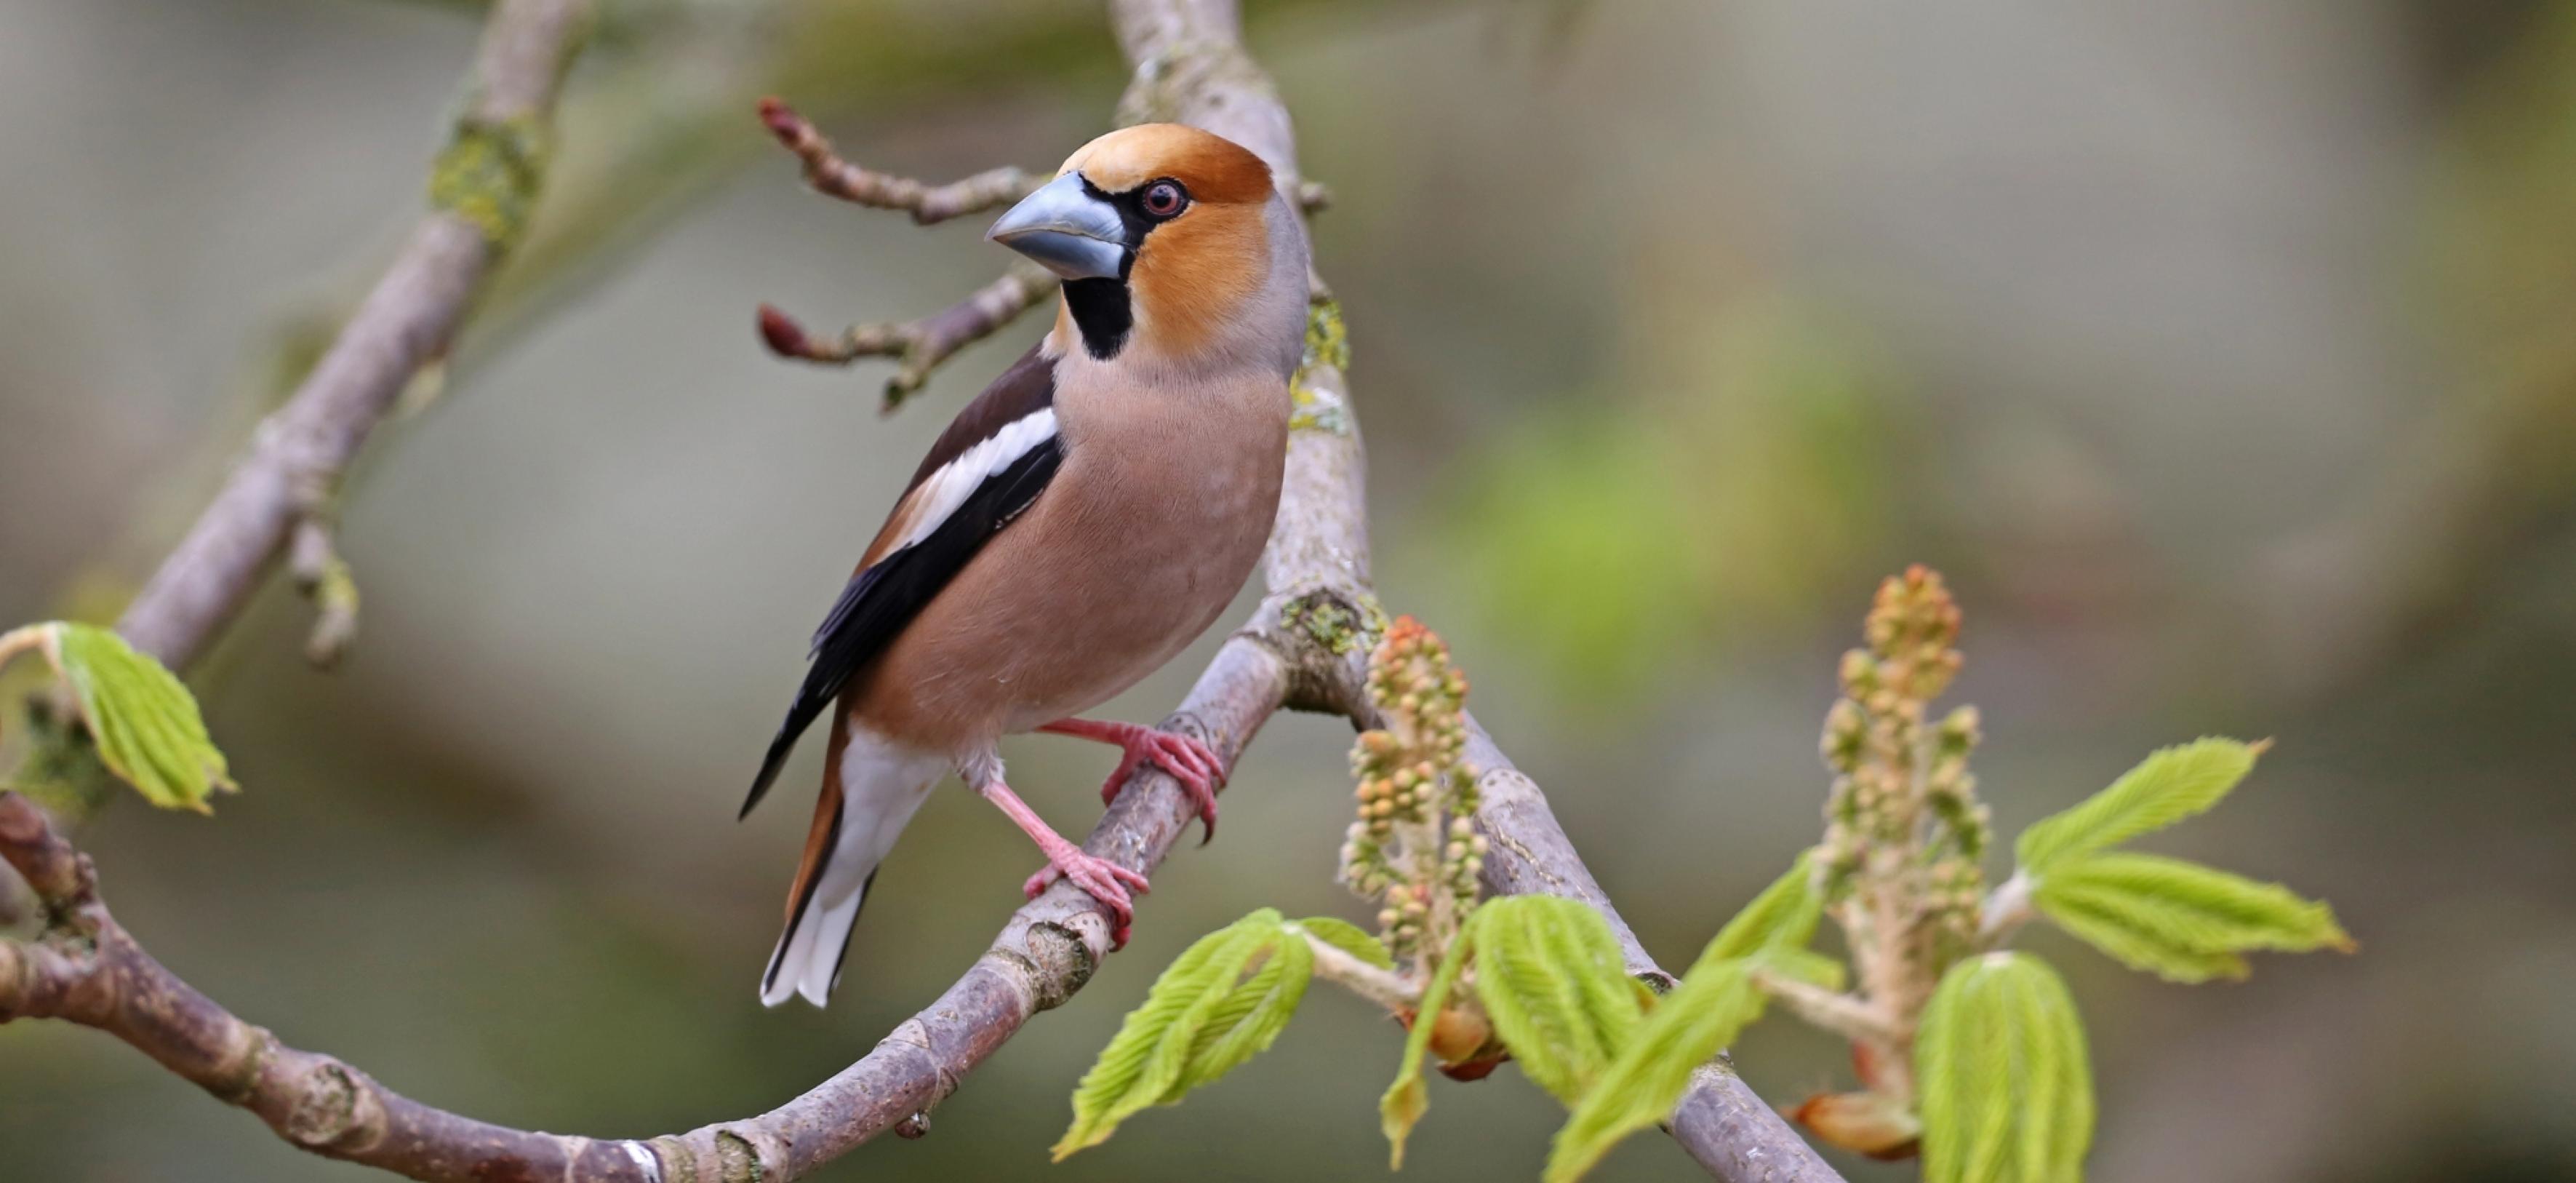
1023,851,1152,949
1100,728,1225,843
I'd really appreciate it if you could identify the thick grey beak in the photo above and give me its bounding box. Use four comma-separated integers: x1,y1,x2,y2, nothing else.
987,172,1128,281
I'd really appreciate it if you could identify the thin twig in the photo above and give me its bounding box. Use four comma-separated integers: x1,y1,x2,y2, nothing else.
758,263,1055,411
748,97,1327,410
751,95,1060,407
759,96,1038,223
286,477,360,669
1976,869,2037,949
1754,969,1904,1048
1300,927,1421,1013
111,0,593,672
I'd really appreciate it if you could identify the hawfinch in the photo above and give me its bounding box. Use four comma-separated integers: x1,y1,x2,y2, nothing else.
743,124,1310,1007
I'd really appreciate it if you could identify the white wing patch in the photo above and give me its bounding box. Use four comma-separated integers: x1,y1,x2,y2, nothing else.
888,407,1060,555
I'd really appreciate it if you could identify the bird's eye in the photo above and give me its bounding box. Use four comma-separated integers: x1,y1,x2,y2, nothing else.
1140,180,1188,218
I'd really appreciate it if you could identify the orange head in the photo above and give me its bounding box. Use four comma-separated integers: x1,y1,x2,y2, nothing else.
988,124,1299,365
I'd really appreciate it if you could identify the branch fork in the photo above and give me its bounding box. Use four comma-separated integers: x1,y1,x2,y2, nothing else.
750,97,1057,410
756,264,1054,412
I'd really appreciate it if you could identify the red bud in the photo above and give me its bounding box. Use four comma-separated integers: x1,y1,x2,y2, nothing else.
757,304,809,357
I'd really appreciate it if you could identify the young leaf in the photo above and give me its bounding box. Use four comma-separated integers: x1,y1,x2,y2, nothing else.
2034,852,2353,984
1171,928,1313,1094
1703,851,1823,963
1295,915,1396,971
2015,738,2263,875
1380,917,1476,1168
1545,899,1655,1072
1055,909,1285,1159
1543,958,1764,1183
1466,896,1643,1104
2030,894,2248,984
1916,952,2094,1183
1761,947,1849,992
1535,855,1825,1182
0,623,236,813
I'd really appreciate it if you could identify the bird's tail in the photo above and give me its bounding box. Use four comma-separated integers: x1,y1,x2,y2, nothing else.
759,718,944,1008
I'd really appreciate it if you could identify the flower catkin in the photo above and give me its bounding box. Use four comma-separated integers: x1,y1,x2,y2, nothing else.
1818,567,1991,985
1341,616,1484,965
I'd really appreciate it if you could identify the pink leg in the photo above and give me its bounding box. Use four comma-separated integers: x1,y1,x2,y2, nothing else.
978,776,1150,949
1038,718,1224,843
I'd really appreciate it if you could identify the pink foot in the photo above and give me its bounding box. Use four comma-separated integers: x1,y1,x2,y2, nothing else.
1023,850,1152,949
980,773,1153,949
1041,720,1225,844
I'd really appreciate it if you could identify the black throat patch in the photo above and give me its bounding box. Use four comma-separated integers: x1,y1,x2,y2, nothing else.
1062,276,1134,360
1058,175,1172,361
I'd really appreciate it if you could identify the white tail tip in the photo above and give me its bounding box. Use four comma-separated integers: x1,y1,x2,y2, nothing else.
760,888,865,1008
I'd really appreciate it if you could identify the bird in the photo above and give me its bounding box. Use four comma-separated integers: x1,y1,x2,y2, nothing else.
741,123,1311,1008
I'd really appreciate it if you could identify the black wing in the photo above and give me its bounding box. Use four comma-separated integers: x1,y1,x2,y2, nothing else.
740,344,1062,818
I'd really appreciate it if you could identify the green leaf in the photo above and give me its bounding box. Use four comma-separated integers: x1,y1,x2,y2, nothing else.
1761,947,1849,993
1551,904,1654,1072
1380,917,1476,1169
1295,915,1395,971
2034,853,2353,984
1917,952,2093,1183
1466,896,1644,1104
1171,928,1311,1094
1544,958,1765,1183
1,623,236,813
2031,896,2247,984
1055,909,1287,1159
1703,851,1823,963
2015,738,2263,874
1533,855,1830,1182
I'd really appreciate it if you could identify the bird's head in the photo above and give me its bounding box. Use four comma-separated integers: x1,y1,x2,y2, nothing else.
988,124,1304,371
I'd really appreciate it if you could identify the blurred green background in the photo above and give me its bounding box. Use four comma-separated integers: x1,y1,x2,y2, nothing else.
4,0,2574,1179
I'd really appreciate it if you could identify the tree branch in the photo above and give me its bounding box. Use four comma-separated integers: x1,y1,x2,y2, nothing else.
758,95,1040,223
1471,711,1841,1181
744,97,1327,411
756,263,1056,411
4,3,1844,1182
753,93,1328,227
0,792,664,1180
110,0,593,672
745,96,1057,408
